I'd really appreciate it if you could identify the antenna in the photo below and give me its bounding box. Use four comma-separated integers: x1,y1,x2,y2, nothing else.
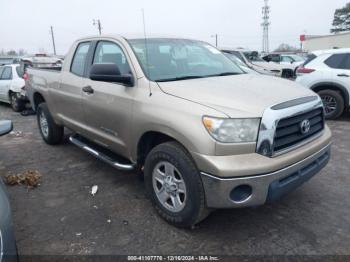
142,8,152,96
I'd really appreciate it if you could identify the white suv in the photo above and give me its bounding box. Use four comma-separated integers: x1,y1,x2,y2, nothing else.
296,49,350,119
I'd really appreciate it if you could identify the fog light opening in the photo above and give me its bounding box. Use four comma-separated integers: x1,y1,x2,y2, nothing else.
230,185,253,203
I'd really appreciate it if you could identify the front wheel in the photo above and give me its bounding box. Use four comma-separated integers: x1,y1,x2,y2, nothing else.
10,93,24,112
318,89,345,120
144,142,209,228
37,103,64,145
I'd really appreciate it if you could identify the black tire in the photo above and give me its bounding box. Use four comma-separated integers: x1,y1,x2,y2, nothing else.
281,69,293,79
318,89,345,120
36,103,64,145
10,92,25,112
144,141,209,228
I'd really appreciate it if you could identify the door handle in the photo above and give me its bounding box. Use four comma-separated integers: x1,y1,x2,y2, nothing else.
82,85,94,94
337,74,349,77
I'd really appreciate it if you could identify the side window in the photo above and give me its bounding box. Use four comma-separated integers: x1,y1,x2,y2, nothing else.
281,56,293,63
1,67,12,80
93,41,131,75
0,67,4,79
324,54,347,69
343,54,350,70
71,42,91,76
270,55,280,63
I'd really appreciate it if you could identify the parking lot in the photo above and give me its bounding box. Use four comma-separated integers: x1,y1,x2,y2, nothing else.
0,103,350,257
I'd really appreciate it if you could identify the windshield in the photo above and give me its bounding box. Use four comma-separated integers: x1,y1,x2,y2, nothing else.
223,53,247,67
243,52,264,62
128,38,243,82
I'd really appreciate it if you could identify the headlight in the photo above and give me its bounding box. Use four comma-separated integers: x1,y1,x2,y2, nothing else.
203,116,260,143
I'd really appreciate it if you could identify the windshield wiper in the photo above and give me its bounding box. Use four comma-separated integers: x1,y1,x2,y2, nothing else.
156,75,205,82
205,72,242,77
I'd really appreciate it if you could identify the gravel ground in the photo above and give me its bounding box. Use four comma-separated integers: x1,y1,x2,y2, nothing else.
0,103,349,259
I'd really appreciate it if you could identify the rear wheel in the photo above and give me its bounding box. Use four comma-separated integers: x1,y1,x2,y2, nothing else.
144,142,209,228
318,89,345,120
10,92,24,112
37,103,64,145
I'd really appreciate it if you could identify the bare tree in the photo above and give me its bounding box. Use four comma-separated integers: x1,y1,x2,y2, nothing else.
6,50,17,56
274,43,300,52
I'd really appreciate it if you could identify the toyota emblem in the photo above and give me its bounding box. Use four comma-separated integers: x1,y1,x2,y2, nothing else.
300,119,311,134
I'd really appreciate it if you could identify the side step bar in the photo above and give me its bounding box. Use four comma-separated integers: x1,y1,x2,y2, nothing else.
69,135,135,171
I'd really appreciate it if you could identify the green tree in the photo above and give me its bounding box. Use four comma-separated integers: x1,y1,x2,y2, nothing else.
331,3,350,33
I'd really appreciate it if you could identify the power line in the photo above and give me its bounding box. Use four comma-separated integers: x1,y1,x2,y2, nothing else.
261,0,270,53
93,19,102,35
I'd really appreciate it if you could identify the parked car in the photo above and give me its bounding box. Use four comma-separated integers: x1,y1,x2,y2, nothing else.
0,57,21,66
263,53,306,75
27,36,331,227
18,54,63,80
296,48,350,119
0,120,18,262
0,64,27,112
222,52,259,74
220,48,293,78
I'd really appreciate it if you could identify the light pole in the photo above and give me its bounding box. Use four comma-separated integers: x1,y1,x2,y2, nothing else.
93,19,102,35
50,26,56,55
211,34,218,47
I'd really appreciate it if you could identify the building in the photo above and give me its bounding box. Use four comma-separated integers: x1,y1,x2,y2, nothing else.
300,32,350,52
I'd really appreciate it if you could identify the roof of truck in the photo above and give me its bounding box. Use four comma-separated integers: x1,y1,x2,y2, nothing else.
76,34,201,41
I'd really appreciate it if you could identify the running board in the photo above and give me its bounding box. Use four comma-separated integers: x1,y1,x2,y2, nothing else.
69,135,135,171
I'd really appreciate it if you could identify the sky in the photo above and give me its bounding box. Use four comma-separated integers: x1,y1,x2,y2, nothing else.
0,0,349,55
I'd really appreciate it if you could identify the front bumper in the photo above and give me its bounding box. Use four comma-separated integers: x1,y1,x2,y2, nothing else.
200,143,331,208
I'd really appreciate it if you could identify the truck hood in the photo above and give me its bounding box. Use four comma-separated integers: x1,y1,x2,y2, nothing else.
157,74,316,118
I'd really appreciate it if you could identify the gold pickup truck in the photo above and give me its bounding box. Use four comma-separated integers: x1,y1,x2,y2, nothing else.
26,35,331,227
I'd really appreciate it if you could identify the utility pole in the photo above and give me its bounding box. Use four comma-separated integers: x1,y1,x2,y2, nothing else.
261,0,270,54
50,26,56,55
93,19,102,35
211,34,218,47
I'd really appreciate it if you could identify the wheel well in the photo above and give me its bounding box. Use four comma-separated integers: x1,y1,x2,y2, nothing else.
137,132,176,166
281,68,294,78
8,90,13,99
311,84,349,107
33,92,46,110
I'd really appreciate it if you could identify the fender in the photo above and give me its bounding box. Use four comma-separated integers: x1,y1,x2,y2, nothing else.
311,82,350,107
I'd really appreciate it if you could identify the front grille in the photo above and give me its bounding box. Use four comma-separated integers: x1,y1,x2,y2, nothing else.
273,108,324,152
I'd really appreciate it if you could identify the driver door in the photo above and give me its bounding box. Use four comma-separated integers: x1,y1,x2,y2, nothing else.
82,40,134,157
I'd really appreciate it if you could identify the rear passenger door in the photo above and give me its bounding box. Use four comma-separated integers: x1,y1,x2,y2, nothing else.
52,41,92,132
338,54,350,101
82,40,135,157
0,67,12,102
325,54,350,98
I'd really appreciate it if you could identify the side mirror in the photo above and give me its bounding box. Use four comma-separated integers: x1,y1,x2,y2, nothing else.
0,120,13,136
89,63,134,86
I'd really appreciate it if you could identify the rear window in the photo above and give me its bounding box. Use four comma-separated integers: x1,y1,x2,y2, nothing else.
342,54,350,70
324,53,347,69
303,54,317,66
0,66,12,80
